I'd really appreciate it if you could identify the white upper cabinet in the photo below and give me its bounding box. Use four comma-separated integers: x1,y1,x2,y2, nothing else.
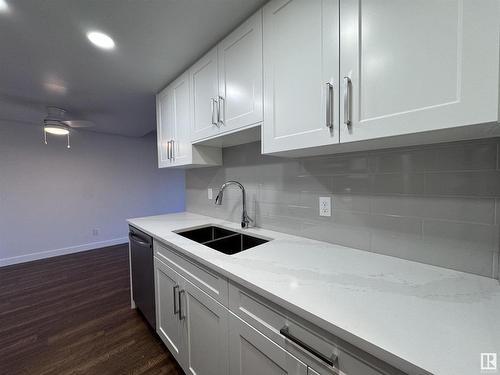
218,10,263,134
159,0,500,161
156,87,174,168
262,0,340,154
170,73,192,166
339,0,500,143
190,10,263,143
190,47,220,141
157,71,222,168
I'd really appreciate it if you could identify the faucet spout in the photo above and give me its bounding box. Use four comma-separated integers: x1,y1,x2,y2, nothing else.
214,180,253,228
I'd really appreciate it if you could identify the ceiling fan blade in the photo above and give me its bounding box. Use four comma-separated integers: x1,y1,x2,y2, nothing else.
62,120,95,128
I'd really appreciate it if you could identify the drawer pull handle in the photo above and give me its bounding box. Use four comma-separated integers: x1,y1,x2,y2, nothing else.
325,82,334,129
218,96,225,125
211,98,219,127
280,326,338,367
173,285,179,315
178,289,186,320
343,76,352,126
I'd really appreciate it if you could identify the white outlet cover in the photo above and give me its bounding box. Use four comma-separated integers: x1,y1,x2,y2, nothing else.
319,196,331,217
208,188,213,200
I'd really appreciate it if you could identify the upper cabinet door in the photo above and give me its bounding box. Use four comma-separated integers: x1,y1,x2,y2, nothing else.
170,72,192,166
156,87,174,168
218,10,263,133
262,0,340,154
190,47,220,141
339,0,500,143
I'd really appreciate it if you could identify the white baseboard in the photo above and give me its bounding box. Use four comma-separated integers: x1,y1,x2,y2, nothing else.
0,237,128,267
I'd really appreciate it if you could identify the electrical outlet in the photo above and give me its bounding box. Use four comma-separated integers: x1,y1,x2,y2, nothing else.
92,228,99,236
319,197,331,217
208,188,213,200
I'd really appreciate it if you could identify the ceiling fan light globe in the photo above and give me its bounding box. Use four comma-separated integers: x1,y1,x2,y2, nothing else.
44,124,69,135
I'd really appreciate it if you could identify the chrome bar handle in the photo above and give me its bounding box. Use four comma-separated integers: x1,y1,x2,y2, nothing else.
178,289,186,320
218,96,225,126
280,326,338,368
211,98,218,126
326,82,333,129
166,140,171,160
343,77,352,126
171,139,175,160
173,285,179,315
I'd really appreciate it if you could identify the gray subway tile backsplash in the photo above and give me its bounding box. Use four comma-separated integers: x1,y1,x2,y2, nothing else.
186,139,500,278
424,170,500,197
372,149,430,173
301,220,371,251
425,141,498,171
370,196,495,224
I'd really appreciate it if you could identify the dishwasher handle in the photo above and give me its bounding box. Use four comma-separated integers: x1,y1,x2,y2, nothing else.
129,233,151,248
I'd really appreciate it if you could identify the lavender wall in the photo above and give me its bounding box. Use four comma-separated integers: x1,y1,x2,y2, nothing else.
187,140,500,279
0,123,185,266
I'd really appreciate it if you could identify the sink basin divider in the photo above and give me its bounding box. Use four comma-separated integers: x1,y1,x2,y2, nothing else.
201,233,240,246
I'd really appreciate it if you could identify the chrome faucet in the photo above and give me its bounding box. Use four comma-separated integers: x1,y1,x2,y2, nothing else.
214,181,253,228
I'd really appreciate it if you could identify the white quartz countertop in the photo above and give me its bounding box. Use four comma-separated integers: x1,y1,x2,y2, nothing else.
128,212,500,375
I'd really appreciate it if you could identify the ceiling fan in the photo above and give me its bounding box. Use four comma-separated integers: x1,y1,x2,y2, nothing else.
43,106,94,148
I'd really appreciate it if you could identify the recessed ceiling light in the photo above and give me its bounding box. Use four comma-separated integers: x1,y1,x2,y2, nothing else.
0,0,10,13
87,31,115,50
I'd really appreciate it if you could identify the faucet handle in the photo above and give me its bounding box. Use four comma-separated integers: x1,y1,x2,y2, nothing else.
214,190,223,205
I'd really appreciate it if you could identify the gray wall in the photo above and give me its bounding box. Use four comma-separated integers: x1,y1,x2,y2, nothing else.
186,140,500,279
0,123,185,266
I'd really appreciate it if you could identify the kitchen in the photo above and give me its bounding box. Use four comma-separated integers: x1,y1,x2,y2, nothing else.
1,1,499,374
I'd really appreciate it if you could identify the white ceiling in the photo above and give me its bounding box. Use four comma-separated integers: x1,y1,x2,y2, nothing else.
0,0,267,137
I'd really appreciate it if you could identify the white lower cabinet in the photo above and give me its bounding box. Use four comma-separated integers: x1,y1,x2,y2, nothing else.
155,251,406,375
155,257,228,375
155,258,184,362
229,313,308,375
181,279,229,375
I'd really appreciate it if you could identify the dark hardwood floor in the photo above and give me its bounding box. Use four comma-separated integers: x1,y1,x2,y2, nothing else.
0,244,185,375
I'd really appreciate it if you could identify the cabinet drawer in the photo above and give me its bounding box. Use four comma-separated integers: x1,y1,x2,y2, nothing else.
229,282,338,372
229,312,308,375
154,239,228,306
229,282,406,375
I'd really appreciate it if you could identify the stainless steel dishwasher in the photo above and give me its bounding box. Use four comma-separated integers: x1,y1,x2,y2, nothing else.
129,225,156,329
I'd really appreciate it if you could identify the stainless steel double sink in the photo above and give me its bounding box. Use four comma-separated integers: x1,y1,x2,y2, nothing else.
176,225,270,255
